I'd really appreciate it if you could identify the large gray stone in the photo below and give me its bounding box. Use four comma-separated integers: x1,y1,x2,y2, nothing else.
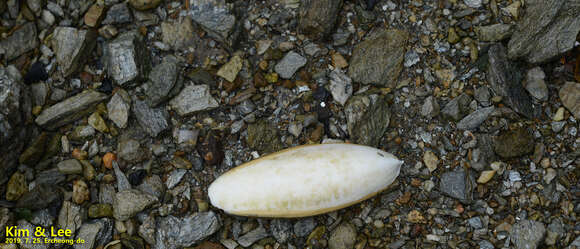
298,0,343,40
154,212,220,249
169,84,219,116
188,0,238,48
439,169,475,202
348,29,408,87
275,51,307,79
106,31,151,87
237,227,269,247
441,93,472,121
58,201,83,235
35,90,108,130
133,97,170,137
113,189,157,221
510,220,546,249
161,18,198,50
146,55,183,107
52,27,97,77
0,22,38,61
507,0,580,64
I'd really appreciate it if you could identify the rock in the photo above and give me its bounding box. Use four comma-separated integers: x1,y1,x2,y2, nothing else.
404,50,420,67
74,220,106,249
348,29,408,87
57,159,83,174
464,0,482,8
457,107,495,130
1,66,32,185
510,220,546,249
72,179,90,204
113,189,157,221
128,169,147,186
442,93,472,121
275,51,307,79
84,4,105,27
52,27,97,77
155,212,220,249
329,69,353,106
133,97,170,137
421,96,440,118
70,126,96,141
447,27,460,44
439,169,474,202
217,55,243,82
188,0,238,48
19,132,48,166
169,84,219,116
0,22,38,61
88,112,109,133
476,24,513,42
507,0,580,63
30,82,49,106
494,127,535,158
166,169,186,189
270,219,292,243
102,3,132,25
246,120,283,154
118,137,144,163
162,18,198,50
477,170,495,183
524,67,548,102
107,31,151,87
294,218,316,237
351,96,391,147
128,0,162,10
5,172,26,201
35,90,108,130
107,89,131,128
487,44,533,118
328,222,356,249
146,55,183,107
545,218,564,246
551,121,566,133
138,215,156,245
559,82,580,119
543,168,557,184
88,204,113,218
237,227,269,247
423,151,438,172
17,219,48,249
58,201,82,234
35,169,65,186
16,184,62,210
112,161,132,191
298,0,343,40
99,184,116,204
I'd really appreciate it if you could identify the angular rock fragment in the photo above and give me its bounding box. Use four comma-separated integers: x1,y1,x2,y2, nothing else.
146,55,183,107
441,93,472,121
456,107,494,130
217,55,243,82
559,82,580,119
189,0,238,48
510,220,546,249
439,169,475,202
155,212,221,249
351,96,391,147
275,51,307,79
161,18,198,50
298,0,343,40
52,27,97,77
507,0,580,63
107,89,131,128
348,29,408,87
107,31,151,87
329,69,353,106
475,24,513,42
113,189,157,221
133,97,170,137
102,2,132,25
35,90,108,130
524,67,548,102
494,127,535,158
487,44,533,118
169,84,219,116
0,22,38,61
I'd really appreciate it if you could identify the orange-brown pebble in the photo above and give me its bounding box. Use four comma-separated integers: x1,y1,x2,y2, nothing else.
455,203,464,214
72,148,88,160
103,152,116,169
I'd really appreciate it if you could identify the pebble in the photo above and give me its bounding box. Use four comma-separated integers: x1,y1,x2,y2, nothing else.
329,69,353,106
113,189,157,221
421,96,440,118
328,223,356,249
217,55,243,82
524,67,548,101
237,227,269,247
543,168,557,184
57,159,83,174
423,151,438,172
72,179,90,204
169,84,219,116
477,170,495,184
275,51,307,79
510,220,546,249
559,82,580,119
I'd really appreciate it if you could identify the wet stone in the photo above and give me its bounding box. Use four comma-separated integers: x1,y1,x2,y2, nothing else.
348,29,408,87
107,31,151,87
275,51,307,79
35,90,108,130
169,84,219,116
52,27,97,77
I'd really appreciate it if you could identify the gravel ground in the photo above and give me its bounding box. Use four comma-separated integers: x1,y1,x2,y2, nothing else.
1,0,579,249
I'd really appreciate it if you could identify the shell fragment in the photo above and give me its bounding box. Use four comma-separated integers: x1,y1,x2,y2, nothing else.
208,143,403,217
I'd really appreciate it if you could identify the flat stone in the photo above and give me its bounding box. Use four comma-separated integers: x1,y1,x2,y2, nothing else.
58,201,83,235
57,159,83,174
348,29,408,87
237,227,269,247
107,31,151,87
439,169,475,202
169,84,219,116
475,24,513,42
487,44,533,118
52,27,97,77
113,189,157,221
270,219,292,243
457,107,495,130
107,89,131,128
351,96,391,147
84,4,106,27
188,0,237,48
298,0,343,40
510,220,546,249
329,69,353,106
421,96,440,118
162,18,198,50
275,51,307,79
128,0,162,10
328,222,356,249
507,0,580,63
16,184,62,210
5,172,26,201
423,151,439,172
146,55,183,107
0,22,38,61
494,127,535,158
217,55,243,82
559,82,580,119
246,120,283,154
154,212,221,249
102,2,132,25
133,97,170,137
524,67,548,101
35,90,108,130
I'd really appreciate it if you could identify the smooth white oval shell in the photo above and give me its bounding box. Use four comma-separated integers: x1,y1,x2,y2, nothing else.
208,143,402,217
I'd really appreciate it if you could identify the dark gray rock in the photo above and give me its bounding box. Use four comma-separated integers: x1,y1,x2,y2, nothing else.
421,96,440,118
35,169,66,185
52,27,97,77
507,0,580,63
238,226,269,247
113,189,157,221
510,220,546,249
298,0,343,40
35,90,108,130
138,175,165,199
154,212,220,249
474,86,492,107
146,55,183,107
102,2,132,25
270,219,292,243
0,22,38,61
475,24,513,42
439,169,475,202
442,93,473,121
487,44,533,119
106,31,151,87
457,107,495,130
348,29,408,87
16,184,63,210
275,51,307,79
351,96,391,147
132,97,170,137
293,218,316,237
246,120,283,154
494,127,535,158
188,0,238,48
107,89,131,128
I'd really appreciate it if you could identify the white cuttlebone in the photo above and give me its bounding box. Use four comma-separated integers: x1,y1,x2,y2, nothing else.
208,143,403,218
